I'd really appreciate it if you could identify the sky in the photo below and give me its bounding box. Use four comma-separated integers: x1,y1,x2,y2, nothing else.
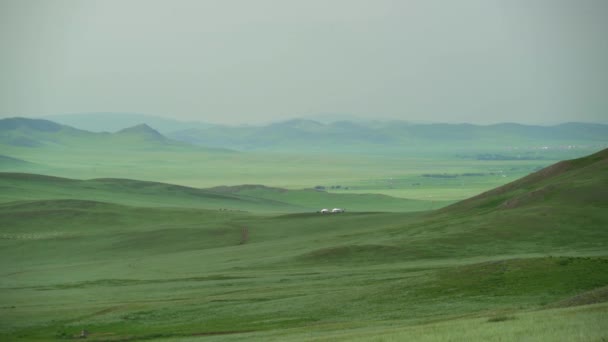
0,0,607,125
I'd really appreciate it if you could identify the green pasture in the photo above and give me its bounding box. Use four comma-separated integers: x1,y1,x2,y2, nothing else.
1,148,607,340
0,135,607,340
1,200,606,340
0,173,442,213
0,142,595,202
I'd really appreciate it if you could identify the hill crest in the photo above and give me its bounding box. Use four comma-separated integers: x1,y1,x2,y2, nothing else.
115,123,166,141
0,117,66,132
442,148,608,212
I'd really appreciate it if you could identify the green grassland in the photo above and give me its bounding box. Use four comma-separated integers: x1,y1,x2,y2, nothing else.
1,149,607,341
0,173,440,213
2,117,605,203
1,134,596,204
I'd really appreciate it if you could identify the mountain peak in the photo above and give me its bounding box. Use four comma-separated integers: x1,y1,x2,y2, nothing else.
117,123,154,132
115,124,166,141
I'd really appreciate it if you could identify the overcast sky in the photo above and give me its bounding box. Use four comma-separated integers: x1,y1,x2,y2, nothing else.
1,0,606,125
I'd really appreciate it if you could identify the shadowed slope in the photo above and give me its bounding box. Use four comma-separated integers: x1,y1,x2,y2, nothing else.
113,124,170,144
441,148,608,213
293,149,608,264
0,173,298,212
0,155,36,169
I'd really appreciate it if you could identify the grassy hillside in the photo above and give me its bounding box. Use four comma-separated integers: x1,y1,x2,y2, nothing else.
443,147,608,213
0,173,435,212
0,150,607,340
0,154,38,170
206,184,442,212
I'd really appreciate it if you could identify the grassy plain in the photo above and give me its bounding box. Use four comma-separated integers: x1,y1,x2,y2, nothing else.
0,149,607,341
0,173,440,213
0,140,594,202
1,119,607,341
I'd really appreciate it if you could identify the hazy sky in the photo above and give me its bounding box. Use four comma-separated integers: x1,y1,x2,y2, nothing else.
1,0,606,125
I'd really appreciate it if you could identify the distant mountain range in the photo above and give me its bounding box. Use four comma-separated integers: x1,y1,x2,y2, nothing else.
42,112,215,134
2,116,607,153
167,119,608,152
0,117,209,150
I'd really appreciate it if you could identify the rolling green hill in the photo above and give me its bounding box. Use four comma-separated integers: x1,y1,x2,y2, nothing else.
205,184,441,212
0,150,606,341
0,173,436,212
0,154,37,170
443,147,608,213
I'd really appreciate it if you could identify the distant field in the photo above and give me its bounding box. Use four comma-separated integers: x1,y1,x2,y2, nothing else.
0,173,440,213
0,143,597,202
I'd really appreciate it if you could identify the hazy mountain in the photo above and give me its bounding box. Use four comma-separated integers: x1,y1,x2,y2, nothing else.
4,117,607,155
168,119,394,151
0,117,193,149
0,117,89,147
298,113,370,124
114,123,169,143
42,112,214,134
167,120,608,152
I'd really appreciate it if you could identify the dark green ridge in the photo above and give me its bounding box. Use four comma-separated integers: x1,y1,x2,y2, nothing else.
0,172,429,212
441,147,608,213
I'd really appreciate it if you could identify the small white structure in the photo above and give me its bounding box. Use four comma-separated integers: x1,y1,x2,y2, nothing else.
319,208,345,214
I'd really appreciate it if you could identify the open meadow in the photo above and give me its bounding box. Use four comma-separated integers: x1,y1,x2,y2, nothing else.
3,0,608,339
0,137,607,340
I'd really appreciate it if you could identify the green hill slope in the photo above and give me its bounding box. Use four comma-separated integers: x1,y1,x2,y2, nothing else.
0,155,37,170
0,173,431,212
206,184,440,212
443,147,608,213
0,173,298,212
0,150,606,341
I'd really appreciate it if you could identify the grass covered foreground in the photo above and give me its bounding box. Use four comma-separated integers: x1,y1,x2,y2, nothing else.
0,150,607,341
